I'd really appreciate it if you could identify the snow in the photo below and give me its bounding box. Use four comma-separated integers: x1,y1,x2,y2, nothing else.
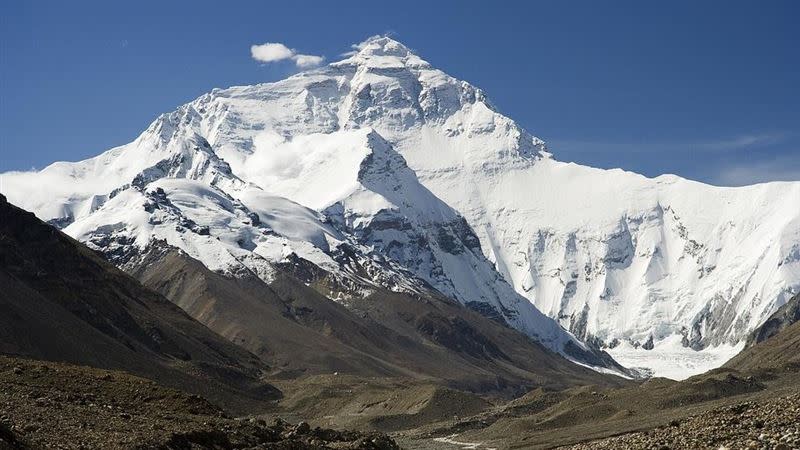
433,434,496,450
218,130,371,210
62,179,275,278
607,336,744,381
237,188,341,250
3,35,799,378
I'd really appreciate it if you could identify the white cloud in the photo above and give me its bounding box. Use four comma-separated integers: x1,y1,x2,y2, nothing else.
292,54,325,68
250,42,324,68
0,165,126,222
250,43,294,63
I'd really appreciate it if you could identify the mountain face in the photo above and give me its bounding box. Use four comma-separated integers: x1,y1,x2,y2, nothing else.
3,36,799,378
725,293,800,373
0,190,624,421
745,291,800,348
125,242,626,392
0,194,279,412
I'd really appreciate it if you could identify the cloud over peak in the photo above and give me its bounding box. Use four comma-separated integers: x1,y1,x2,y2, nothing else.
292,54,325,68
250,42,324,68
250,42,294,63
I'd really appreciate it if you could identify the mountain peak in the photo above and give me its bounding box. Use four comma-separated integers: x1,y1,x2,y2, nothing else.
334,35,430,69
355,35,412,56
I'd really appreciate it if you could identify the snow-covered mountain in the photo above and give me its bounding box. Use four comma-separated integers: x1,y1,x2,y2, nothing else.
3,36,799,378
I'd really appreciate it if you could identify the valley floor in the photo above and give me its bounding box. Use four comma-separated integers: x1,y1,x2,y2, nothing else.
0,356,399,450
2,352,800,450
389,370,800,449
229,362,800,450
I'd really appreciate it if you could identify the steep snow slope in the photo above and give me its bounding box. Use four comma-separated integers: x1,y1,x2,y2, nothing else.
406,151,800,377
3,36,798,377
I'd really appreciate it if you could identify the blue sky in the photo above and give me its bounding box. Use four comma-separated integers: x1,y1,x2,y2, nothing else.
1,0,798,185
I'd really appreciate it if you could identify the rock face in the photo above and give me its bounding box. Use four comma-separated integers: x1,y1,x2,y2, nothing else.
3,36,800,376
725,293,800,373
746,293,800,347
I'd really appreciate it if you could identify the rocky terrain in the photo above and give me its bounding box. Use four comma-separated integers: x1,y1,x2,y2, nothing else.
0,356,399,450
562,393,800,450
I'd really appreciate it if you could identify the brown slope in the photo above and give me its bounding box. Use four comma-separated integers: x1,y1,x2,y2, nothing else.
0,194,279,412
130,244,423,379
348,290,627,391
127,243,627,396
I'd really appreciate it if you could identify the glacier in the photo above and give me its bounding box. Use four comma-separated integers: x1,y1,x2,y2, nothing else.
2,35,799,378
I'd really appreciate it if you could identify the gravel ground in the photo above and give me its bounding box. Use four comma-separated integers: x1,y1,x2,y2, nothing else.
562,393,800,450
0,356,399,449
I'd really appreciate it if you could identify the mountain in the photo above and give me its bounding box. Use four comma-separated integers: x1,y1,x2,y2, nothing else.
3,36,799,377
0,193,279,412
